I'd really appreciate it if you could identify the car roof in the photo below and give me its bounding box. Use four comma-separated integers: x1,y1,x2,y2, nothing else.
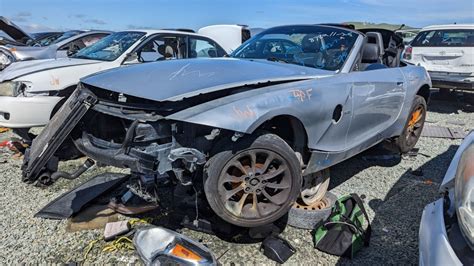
117,29,218,38
421,24,474,31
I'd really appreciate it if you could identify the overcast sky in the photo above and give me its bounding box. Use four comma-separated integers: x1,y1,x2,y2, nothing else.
1,0,473,32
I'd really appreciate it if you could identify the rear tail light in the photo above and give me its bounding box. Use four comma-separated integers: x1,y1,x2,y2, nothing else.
404,46,413,60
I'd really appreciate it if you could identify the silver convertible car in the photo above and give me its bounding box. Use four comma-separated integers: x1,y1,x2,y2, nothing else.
23,25,431,227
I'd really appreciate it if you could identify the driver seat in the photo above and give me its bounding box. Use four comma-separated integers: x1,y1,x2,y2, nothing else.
365,32,384,63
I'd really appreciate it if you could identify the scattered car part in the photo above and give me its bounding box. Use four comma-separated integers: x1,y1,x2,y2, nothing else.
134,226,217,265
421,124,467,139
287,191,337,230
48,158,95,183
104,221,131,241
260,235,296,264
419,131,474,265
35,173,128,219
108,197,159,215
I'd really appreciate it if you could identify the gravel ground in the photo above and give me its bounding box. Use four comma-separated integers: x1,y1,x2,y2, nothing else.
0,90,472,264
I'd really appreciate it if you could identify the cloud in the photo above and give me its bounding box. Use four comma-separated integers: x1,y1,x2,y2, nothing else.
12,11,32,22
84,18,107,25
20,23,55,33
127,24,154,30
69,14,86,19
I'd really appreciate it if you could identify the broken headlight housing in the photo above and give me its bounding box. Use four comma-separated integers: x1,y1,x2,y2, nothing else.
0,81,25,96
454,142,474,250
0,49,14,68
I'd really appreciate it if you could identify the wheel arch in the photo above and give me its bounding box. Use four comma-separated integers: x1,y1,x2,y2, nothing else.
251,114,310,162
416,84,431,104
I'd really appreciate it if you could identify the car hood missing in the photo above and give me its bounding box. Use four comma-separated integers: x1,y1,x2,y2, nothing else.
81,58,333,102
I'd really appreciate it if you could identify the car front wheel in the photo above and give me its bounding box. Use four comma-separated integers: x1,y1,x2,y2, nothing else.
204,133,302,227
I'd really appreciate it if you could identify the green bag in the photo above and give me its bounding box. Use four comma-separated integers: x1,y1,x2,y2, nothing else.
313,193,371,258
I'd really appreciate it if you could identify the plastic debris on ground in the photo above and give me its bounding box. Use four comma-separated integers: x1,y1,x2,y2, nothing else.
260,235,296,263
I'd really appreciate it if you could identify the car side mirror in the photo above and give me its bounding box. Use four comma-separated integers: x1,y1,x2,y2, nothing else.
123,52,140,65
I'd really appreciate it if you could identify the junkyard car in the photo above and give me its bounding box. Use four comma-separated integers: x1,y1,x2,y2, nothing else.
419,131,474,265
403,24,474,91
0,29,228,140
23,25,431,228
0,27,111,70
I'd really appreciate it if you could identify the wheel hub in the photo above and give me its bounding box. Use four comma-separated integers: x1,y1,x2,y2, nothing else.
217,149,292,219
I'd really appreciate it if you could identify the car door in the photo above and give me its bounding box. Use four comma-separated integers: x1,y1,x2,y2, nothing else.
186,36,227,58
346,67,406,148
135,34,186,62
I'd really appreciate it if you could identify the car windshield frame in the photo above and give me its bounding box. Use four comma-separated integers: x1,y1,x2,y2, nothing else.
231,25,361,71
72,31,146,62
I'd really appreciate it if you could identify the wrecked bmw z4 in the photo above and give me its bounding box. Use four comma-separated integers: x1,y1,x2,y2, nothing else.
22,25,432,227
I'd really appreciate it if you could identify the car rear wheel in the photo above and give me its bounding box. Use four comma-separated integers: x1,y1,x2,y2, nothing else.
204,133,302,227
395,95,427,153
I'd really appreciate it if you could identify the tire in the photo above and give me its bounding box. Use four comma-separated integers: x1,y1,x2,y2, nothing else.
395,95,427,153
204,133,302,227
288,191,337,230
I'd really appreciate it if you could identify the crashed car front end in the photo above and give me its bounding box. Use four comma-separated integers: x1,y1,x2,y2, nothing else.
71,84,212,183
419,131,474,265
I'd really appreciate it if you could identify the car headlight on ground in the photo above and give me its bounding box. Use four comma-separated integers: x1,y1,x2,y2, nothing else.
0,81,25,96
455,142,474,250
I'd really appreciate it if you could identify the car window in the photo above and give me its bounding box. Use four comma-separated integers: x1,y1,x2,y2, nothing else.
72,31,145,61
232,25,359,71
188,38,224,58
51,30,83,44
137,35,184,62
412,29,474,47
30,33,62,46
59,33,108,51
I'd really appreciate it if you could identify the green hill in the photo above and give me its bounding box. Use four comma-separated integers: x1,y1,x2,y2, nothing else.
346,22,415,30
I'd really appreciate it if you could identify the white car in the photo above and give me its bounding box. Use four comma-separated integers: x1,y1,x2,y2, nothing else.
0,28,241,140
419,131,474,265
403,24,474,91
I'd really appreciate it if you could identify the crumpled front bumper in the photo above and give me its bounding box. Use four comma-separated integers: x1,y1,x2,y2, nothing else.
0,95,62,128
419,198,462,266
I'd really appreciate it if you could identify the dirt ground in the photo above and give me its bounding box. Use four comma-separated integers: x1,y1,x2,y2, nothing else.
0,90,472,264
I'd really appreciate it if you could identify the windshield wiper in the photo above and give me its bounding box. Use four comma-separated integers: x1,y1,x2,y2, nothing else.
266,57,289,64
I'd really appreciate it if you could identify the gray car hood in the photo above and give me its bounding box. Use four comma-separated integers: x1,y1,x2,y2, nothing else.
0,16,32,44
82,58,333,102
0,57,101,81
